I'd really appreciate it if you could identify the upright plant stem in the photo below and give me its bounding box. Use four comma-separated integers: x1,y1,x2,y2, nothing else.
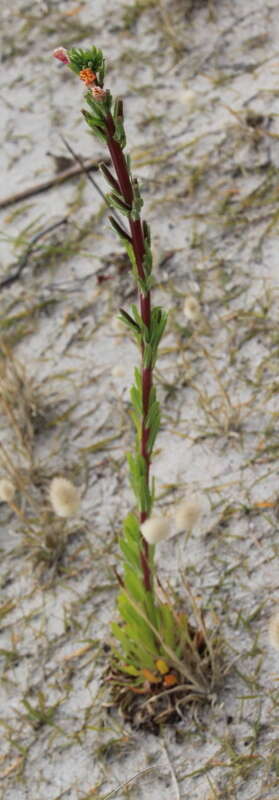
105,113,153,590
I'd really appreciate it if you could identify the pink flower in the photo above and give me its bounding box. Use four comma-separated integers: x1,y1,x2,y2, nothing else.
91,86,106,100
53,47,70,64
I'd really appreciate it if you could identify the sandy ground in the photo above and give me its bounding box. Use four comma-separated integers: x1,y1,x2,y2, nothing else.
1,0,279,798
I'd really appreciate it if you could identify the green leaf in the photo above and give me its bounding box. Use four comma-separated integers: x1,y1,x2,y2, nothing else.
141,307,168,367
146,397,160,429
118,309,140,333
114,123,126,150
108,192,132,216
111,632,155,672
146,396,161,453
111,622,131,656
100,164,121,194
82,111,107,142
143,219,151,246
82,110,106,130
158,604,176,651
113,97,123,120
131,304,147,337
144,590,159,629
127,452,151,512
130,385,142,415
118,663,141,676
130,409,141,442
123,566,146,604
119,538,140,570
131,178,144,221
108,215,132,242
143,342,153,368
123,512,141,541
86,88,112,117
113,98,126,149
134,367,142,392
117,594,156,650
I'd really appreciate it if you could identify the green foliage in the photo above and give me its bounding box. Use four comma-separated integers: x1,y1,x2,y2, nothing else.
112,98,126,149
69,46,105,84
129,368,161,457
100,164,121,194
146,388,161,453
118,309,141,347
82,90,112,141
82,110,107,142
127,452,153,514
86,88,112,116
131,178,144,221
113,513,156,673
114,513,190,679
147,307,168,367
107,192,132,216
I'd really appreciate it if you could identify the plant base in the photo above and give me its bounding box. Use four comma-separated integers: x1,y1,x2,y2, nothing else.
105,634,218,732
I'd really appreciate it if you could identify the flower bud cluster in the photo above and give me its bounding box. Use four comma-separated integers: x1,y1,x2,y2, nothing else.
53,47,107,100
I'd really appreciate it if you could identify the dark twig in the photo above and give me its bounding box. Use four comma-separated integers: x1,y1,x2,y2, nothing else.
60,135,125,229
0,218,68,291
0,160,103,210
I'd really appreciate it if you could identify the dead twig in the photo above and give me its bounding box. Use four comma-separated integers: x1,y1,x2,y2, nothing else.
0,159,104,210
100,767,156,799
0,218,68,290
161,741,181,800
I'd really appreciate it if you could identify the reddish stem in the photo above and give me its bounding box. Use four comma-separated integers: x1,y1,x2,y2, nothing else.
105,110,153,592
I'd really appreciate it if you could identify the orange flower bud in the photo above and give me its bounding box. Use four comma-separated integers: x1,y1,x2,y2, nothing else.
163,673,177,687
79,68,96,86
155,659,169,675
141,668,161,684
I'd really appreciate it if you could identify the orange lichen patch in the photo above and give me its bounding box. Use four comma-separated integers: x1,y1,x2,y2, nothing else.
163,673,177,687
141,668,161,684
155,658,169,675
79,68,96,86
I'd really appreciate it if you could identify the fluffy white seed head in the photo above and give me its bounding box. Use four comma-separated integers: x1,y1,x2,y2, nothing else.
268,611,279,650
178,89,197,113
174,498,201,532
0,479,15,504
49,477,80,518
111,365,125,378
183,295,201,322
140,516,170,545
